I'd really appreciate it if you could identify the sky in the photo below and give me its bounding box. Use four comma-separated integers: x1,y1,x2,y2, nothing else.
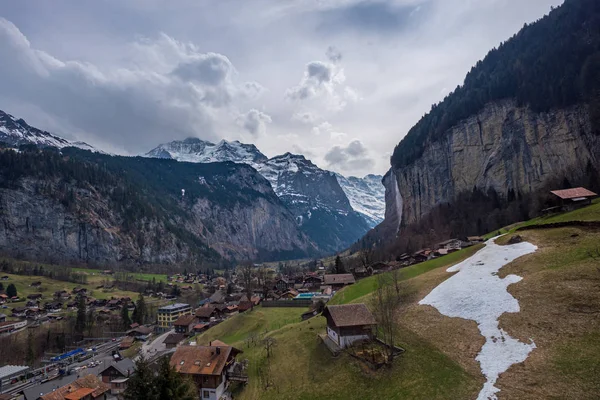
0,0,564,177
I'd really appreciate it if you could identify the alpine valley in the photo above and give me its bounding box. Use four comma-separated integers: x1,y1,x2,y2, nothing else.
0,110,384,266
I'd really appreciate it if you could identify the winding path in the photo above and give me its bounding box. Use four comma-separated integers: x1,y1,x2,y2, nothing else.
419,238,537,400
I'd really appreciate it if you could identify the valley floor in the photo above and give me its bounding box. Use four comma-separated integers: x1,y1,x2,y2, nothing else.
193,201,600,400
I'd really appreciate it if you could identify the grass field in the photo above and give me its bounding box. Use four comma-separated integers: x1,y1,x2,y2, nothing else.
484,198,600,239
329,243,485,306
194,307,307,345
71,267,168,283
1,272,141,310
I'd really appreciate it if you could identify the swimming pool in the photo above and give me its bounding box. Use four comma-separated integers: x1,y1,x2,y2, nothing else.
294,292,320,299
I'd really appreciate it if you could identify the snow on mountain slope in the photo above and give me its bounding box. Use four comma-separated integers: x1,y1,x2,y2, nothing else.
145,137,267,165
0,110,97,151
146,139,375,252
335,174,385,227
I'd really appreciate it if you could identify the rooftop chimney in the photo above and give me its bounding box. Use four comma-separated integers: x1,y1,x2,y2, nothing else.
216,347,221,355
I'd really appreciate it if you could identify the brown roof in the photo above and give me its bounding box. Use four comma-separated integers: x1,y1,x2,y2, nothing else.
174,315,196,326
164,333,186,345
195,306,217,318
238,301,253,312
323,304,376,328
551,187,597,200
41,375,109,400
170,344,241,376
64,388,95,400
323,274,355,285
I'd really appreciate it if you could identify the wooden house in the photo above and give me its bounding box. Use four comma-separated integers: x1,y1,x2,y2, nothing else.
322,304,376,349
551,187,598,211
98,358,134,397
164,333,186,349
170,342,244,400
323,274,356,290
436,239,462,252
173,314,197,335
195,306,222,323
39,375,110,400
274,278,292,292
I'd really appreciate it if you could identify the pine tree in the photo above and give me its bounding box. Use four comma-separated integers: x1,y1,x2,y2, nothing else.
134,295,147,324
6,283,17,298
0,282,4,292
334,256,346,274
75,296,87,335
121,304,132,330
123,357,158,400
155,357,197,400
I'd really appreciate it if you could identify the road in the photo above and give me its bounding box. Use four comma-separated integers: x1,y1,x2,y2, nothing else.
138,329,173,360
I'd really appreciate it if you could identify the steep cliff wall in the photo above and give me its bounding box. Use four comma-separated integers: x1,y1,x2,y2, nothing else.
387,100,600,227
0,178,199,265
0,149,317,265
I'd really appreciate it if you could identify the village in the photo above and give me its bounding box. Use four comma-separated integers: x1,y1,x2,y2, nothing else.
0,228,493,400
0,187,597,399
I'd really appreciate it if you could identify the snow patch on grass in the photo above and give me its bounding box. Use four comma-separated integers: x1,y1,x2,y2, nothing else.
419,238,537,400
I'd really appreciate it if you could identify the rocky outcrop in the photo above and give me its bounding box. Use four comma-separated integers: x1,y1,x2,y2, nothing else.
386,100,600,227
0,150,317,265
0,179,196,265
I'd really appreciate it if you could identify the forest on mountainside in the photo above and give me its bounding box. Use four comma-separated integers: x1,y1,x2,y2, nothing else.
391,0,600,169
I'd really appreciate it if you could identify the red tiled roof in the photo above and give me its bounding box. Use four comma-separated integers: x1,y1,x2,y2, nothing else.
41,375,109,400
195,307,216,318
170,344,241,376
64,388,95,400
551,187,597,200
323,304,377,328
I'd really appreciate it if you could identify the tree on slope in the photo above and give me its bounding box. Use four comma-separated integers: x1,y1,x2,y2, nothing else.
121,303,131,330
334,255,346,274
155,357,197,400
6,283,17,298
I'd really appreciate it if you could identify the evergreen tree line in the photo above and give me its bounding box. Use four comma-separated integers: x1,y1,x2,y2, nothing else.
391,0,600,169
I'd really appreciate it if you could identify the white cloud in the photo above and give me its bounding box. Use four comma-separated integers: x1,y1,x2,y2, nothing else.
236,109,272,136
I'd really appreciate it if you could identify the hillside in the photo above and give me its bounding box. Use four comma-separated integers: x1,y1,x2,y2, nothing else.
0,146,317,265
378,0,600,254
194,201,600,399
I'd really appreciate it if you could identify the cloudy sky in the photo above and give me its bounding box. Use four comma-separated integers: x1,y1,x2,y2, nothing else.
0,0,563,176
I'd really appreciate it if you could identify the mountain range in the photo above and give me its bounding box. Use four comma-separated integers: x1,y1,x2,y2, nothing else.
0,109,384,264
145,138,385,251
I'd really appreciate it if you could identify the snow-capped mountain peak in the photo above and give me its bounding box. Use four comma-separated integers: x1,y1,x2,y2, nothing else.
145,137,267,165
0,109,98,152
335,173,385,227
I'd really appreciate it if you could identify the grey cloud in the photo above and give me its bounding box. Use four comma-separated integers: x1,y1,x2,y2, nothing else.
326,46,342,63
307,61,333,83
0,18,252,153
242,81,266,99
315,1,426,35
236,109,272,136
285,61,344,103
324,140,375,171
291,112,319,125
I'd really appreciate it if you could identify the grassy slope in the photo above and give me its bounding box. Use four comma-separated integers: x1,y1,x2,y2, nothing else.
329,244,484,305
199,201,600,399
193,246,487,400
484,198,600,238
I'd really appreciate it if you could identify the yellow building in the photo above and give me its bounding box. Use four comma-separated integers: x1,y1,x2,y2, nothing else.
157,303,192,332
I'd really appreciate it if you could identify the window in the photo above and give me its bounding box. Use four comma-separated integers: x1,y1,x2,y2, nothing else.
203,390,210,398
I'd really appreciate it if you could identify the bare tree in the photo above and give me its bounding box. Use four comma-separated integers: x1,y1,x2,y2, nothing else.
262,336,277,358
389,268,402,298
371,274,399,363
359,247,375,267
240,263,254,298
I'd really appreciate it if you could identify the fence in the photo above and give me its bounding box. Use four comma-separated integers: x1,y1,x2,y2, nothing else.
261,299,313,308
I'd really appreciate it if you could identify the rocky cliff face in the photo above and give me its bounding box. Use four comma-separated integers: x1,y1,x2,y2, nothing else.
385,100,600,228
0,178,197,265
0,149,317,265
